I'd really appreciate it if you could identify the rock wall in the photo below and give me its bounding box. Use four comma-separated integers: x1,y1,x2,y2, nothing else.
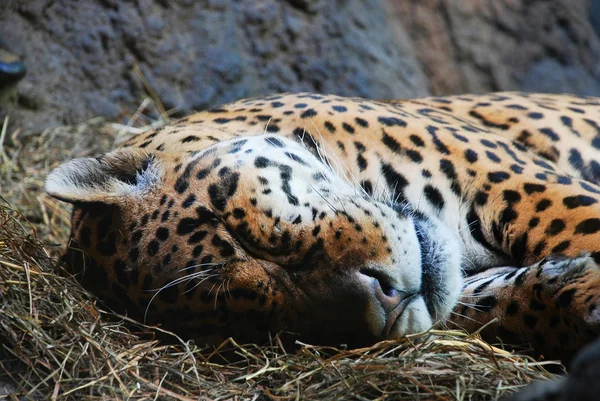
2,0,600,131
390,0,600,95
0,0,427,130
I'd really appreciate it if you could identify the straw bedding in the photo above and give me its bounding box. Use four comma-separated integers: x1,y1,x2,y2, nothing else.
0,113,559,400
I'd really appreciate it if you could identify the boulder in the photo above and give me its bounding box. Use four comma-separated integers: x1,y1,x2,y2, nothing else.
0,0,428,130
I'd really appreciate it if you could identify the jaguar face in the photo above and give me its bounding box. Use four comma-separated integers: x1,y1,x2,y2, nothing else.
46,134,462,346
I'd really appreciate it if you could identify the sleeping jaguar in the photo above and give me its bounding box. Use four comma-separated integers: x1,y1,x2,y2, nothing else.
46,92,600,360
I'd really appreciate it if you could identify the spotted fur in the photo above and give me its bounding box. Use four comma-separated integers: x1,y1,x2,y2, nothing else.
46,92,600,359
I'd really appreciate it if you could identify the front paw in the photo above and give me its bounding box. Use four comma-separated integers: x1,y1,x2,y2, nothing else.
532,254,600,345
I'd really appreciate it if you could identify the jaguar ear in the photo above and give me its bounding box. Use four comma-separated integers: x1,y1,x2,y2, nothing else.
45,148,161,204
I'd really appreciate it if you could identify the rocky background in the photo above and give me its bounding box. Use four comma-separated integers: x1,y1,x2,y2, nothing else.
1,0,599,131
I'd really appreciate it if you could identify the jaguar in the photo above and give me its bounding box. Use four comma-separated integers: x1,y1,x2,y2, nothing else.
46,92,600,360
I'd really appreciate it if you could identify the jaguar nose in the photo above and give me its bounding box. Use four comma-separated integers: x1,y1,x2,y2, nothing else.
363,269,403,312
361,269,418,337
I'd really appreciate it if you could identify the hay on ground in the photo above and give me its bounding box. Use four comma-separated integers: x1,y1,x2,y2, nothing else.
0,108,560,400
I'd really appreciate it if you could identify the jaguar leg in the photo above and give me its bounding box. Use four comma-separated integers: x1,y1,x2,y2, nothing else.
449,255,600,360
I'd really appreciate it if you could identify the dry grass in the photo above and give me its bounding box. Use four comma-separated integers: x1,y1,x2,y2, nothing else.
0,104,560,400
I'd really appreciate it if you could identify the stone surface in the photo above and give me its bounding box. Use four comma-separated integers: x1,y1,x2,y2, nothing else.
390,0,600,95
0,0,428,131
3,0,600,132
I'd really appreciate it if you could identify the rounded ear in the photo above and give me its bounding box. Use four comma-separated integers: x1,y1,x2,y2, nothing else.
45,148,161,204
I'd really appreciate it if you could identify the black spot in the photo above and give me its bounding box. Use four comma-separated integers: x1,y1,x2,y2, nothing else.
410,135,425,147
209,171,240,211
188,230,208,244
523,183,546,194
453,133,469,142
177,218,198,235
156,227,169,241
256,114,272,122
378,116,407,127
557,176,571,185
486,151,501,163
342,123,355,134
300,109,317,118
213,118,232,124
563,195,597,209
380,162,409,204
574,218,600,234
510,233,528,265
212,235,235,257
581,181,600,194
503,190,521,204
533,158,555,170
426,125,450,154
332,105,347,112
480,139,497,149
533,199,552,213
527,112,543,119
474,191,488,206
382,132,401,153
232,208,246,219
285,152,308,166
467,206,502,255
465,149,478,163
529,217,540,228
546,219,566,236
182,194,196,208
192,245,203,257
357,154,367,171
424,185,445,210
265,137,285,147
532,240,546,258
488,171,510,183
181,135,200,143
324,121,336,133
406,149,423,163
440,159,461,196
255,156,271,169
355,117,368,127
148,240,160,256
539,128,559,141
551,240,570,253
510,164,524,174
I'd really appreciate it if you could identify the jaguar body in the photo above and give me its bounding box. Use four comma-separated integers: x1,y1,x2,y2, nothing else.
46,92,600,359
